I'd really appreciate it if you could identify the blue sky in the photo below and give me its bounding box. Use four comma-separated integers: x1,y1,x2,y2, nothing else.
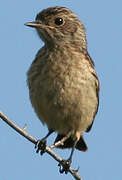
0,0,122,180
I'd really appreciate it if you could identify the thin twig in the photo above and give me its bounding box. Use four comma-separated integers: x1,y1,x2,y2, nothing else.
49,131,72,149
0,110,82,180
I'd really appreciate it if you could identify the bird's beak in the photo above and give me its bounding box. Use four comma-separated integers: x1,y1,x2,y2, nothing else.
24,21,41,28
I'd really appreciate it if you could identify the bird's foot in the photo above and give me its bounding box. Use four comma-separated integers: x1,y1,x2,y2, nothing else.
35,139,47,155
58,159,71,174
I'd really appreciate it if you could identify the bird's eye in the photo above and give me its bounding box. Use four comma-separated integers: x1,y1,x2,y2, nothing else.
55,18,63,26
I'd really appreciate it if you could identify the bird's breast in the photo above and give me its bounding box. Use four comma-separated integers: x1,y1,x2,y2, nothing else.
27,49,98,134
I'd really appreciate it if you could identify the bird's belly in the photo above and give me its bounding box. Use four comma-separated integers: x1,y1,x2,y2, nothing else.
29,73,98,134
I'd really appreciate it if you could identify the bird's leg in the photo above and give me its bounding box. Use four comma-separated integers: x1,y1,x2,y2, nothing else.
35,129,54,155
58,138,78,174
58,131,81,174
68,139,78,163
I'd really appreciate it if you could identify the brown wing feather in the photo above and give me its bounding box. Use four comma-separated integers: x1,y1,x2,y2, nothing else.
83,50,100,132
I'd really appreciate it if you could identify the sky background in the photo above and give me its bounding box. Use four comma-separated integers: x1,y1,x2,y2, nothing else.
0,0,122,180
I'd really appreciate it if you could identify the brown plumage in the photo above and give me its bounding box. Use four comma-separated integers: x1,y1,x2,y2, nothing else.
25,6,99,160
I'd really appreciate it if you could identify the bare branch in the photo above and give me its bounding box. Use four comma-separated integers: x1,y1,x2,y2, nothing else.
0,110,82,180
49,131,72,149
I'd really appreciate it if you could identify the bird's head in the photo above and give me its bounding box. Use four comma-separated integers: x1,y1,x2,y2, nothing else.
25,6,87,49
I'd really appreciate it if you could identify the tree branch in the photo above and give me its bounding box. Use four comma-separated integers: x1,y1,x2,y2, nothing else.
0,110,82,180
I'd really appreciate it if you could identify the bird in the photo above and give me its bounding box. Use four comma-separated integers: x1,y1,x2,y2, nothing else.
25,6,100,172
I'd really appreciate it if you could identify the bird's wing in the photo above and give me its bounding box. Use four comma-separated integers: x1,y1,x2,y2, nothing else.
85,52,100,132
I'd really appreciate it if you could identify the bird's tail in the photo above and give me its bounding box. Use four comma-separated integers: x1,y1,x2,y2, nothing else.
54,134,88,152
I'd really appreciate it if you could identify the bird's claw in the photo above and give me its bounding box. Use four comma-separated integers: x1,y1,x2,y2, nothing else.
58,159,71,174
35,139,47,155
